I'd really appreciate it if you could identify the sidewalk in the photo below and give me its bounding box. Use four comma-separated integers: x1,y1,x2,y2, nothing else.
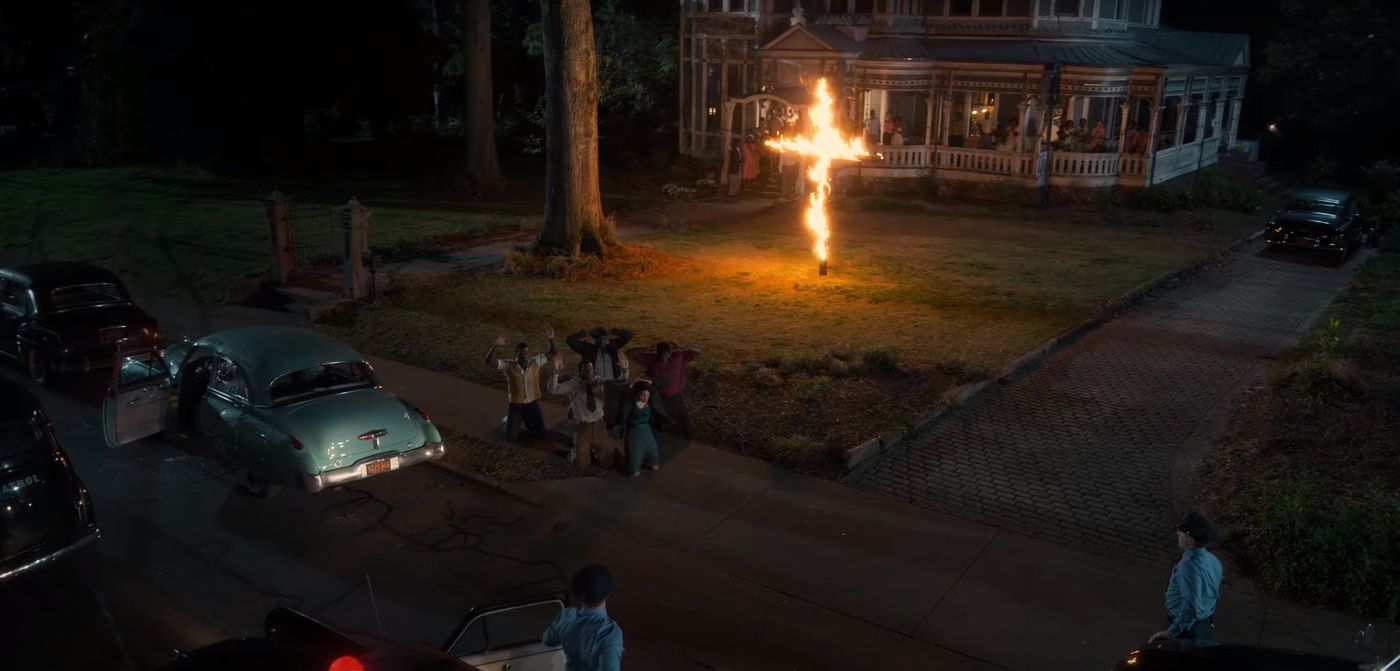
369,360,1394,669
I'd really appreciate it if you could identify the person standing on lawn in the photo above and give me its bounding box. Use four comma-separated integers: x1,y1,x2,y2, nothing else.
613,381,661,477
543,564,624,671
483,326,557,442
625,341,701,437
550,353,629,470
1149,511,1223,644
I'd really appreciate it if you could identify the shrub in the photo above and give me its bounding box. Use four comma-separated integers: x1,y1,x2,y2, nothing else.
856,196,925,213
1272,358,1353,412
767,434,832,473
1192,170,1258,213
1130,182,1196,212
1233,475,1400,620
936,359,989,384
777,350,828,375
918,173,941,199
792,374,833,402
860,346,901,374
991,179,1022,210
1317,317,1345,360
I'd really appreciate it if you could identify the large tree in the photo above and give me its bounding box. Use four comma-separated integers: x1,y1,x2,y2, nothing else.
531,0,613,258
464,0,503,188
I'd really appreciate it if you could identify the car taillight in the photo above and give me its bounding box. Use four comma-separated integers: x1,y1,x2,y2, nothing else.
415,407,430,422
291,437,304,450
328,656,364,671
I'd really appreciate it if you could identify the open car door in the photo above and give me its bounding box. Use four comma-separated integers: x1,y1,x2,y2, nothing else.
102,345,172,447
442,594,566,671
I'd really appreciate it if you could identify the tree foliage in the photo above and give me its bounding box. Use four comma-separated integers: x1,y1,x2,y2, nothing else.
523,0,676,117
1261,0,1400,165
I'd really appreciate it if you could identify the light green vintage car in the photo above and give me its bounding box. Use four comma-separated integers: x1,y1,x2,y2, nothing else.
102,325,444,497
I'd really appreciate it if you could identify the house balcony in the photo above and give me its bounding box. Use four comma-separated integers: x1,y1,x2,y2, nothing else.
837,141,1221,191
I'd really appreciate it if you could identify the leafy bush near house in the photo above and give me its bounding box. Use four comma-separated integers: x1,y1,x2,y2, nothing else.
1191,170,1259,213
860,345,901,374
1130,182,1196,212
1232,475,1400,620
792,374,834,402
855,195,926,213
766,434,834,473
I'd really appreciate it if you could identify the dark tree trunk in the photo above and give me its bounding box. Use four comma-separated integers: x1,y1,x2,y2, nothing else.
464,0,503,189
532,0,614,258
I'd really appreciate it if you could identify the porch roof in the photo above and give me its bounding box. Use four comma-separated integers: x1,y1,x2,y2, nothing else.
857,30,1248,69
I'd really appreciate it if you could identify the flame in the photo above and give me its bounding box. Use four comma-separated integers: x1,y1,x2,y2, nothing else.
765,78,868,264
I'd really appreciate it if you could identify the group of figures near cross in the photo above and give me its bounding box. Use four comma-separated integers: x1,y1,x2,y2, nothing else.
483,326,701,478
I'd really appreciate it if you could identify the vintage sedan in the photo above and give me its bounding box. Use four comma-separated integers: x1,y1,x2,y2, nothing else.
1263,189,1372,262
101,326,445,497
0,377,100,582
0,262,161,384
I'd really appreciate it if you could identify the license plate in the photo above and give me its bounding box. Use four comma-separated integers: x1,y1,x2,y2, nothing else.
366,460,392,475
1290,238,1314,247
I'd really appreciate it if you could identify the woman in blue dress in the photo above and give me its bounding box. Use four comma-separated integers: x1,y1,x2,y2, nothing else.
614,381,661,477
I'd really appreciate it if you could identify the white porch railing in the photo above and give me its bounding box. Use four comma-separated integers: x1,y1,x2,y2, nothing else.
1121,155,1148,177
871,145,930,168
935,146,1039,177
1049,152,1119,177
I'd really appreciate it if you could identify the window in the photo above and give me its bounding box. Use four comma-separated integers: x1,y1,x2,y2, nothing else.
774,0,796,11
979,0,1004,15
0,417,44,459
210,359,250,403
0,280,24,313
1183,94,1201,144
1054,0,1079,15
1005,0,1030,15
1284,199,1342,217
1125,0,1146,22
949,0,972,16
48,282,127,311
118,350,168,387
924,0,945,15
269,361,378,406
1098,0,1122,19
708,0,724,11
854,0,874,12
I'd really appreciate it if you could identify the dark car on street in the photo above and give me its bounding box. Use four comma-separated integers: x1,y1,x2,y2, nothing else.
1113,637,1398,670
1264,189,1373,263
0,262,161,384
0,377,99,582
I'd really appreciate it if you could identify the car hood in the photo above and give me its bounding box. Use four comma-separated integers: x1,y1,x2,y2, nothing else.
260,388,425,470
39,304,158,344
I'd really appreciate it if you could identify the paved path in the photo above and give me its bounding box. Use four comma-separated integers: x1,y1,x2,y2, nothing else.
853,242,1368,565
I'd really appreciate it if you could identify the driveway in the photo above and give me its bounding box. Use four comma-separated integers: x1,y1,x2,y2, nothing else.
853,242,1369,565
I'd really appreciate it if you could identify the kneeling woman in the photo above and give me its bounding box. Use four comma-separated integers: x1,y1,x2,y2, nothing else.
614,381,661,477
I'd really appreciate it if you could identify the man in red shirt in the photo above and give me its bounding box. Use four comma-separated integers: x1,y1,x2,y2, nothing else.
626,341,701,437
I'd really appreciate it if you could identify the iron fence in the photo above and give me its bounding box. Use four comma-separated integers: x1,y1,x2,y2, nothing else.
288,203,343,270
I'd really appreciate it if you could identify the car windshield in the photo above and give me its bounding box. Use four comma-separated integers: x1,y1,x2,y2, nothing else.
48,282,127,311
1284,199,1341,216
269,361,377,406
0,417,44,460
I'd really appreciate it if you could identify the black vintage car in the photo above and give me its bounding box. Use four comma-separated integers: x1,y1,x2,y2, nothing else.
0,262,161,384
0,377,100,582
1264,189,1373,263
1113,637,1396,670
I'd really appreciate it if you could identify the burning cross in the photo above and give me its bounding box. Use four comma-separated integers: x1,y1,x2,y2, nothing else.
766,78,869,276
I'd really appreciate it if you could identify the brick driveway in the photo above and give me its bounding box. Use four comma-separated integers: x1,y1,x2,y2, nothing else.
852,243,1364,565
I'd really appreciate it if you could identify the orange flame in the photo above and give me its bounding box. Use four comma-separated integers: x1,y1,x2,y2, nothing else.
765,78,868,264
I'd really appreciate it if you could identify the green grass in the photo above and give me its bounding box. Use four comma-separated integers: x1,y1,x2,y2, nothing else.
0,165,530,303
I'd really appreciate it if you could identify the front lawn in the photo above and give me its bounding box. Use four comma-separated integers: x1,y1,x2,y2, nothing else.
320,200,1261,476
0,165,534,303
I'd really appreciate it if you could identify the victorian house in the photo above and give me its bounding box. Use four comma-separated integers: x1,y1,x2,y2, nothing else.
679,1,1249,197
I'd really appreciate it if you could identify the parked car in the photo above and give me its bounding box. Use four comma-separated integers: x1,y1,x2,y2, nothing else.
0,377,99,582
1264,189,1373,263
0,262,160,384
1112,632,1398,670
100,326,445,497
162,595,567,671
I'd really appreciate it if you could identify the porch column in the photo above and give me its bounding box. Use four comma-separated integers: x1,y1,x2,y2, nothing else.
720,100,737,186
940,98,952,146
962,94,972,140
1017,100,1030,152
1145,100,1164,183
1194,98,1211,169
1172,100,1190,148
1117,99,1131,155
1225,96,1243,149
923,96,935,160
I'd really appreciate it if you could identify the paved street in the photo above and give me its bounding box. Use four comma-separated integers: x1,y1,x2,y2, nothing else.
853,242,1370,565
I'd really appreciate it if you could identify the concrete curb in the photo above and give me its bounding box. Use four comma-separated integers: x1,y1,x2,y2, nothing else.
842,227,1266,483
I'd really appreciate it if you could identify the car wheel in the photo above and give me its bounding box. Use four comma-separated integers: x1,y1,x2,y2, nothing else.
239,470,271,499
24,348,49,385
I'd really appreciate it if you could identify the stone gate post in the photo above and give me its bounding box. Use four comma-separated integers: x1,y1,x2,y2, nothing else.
264,190,294,283
340,197,372,299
